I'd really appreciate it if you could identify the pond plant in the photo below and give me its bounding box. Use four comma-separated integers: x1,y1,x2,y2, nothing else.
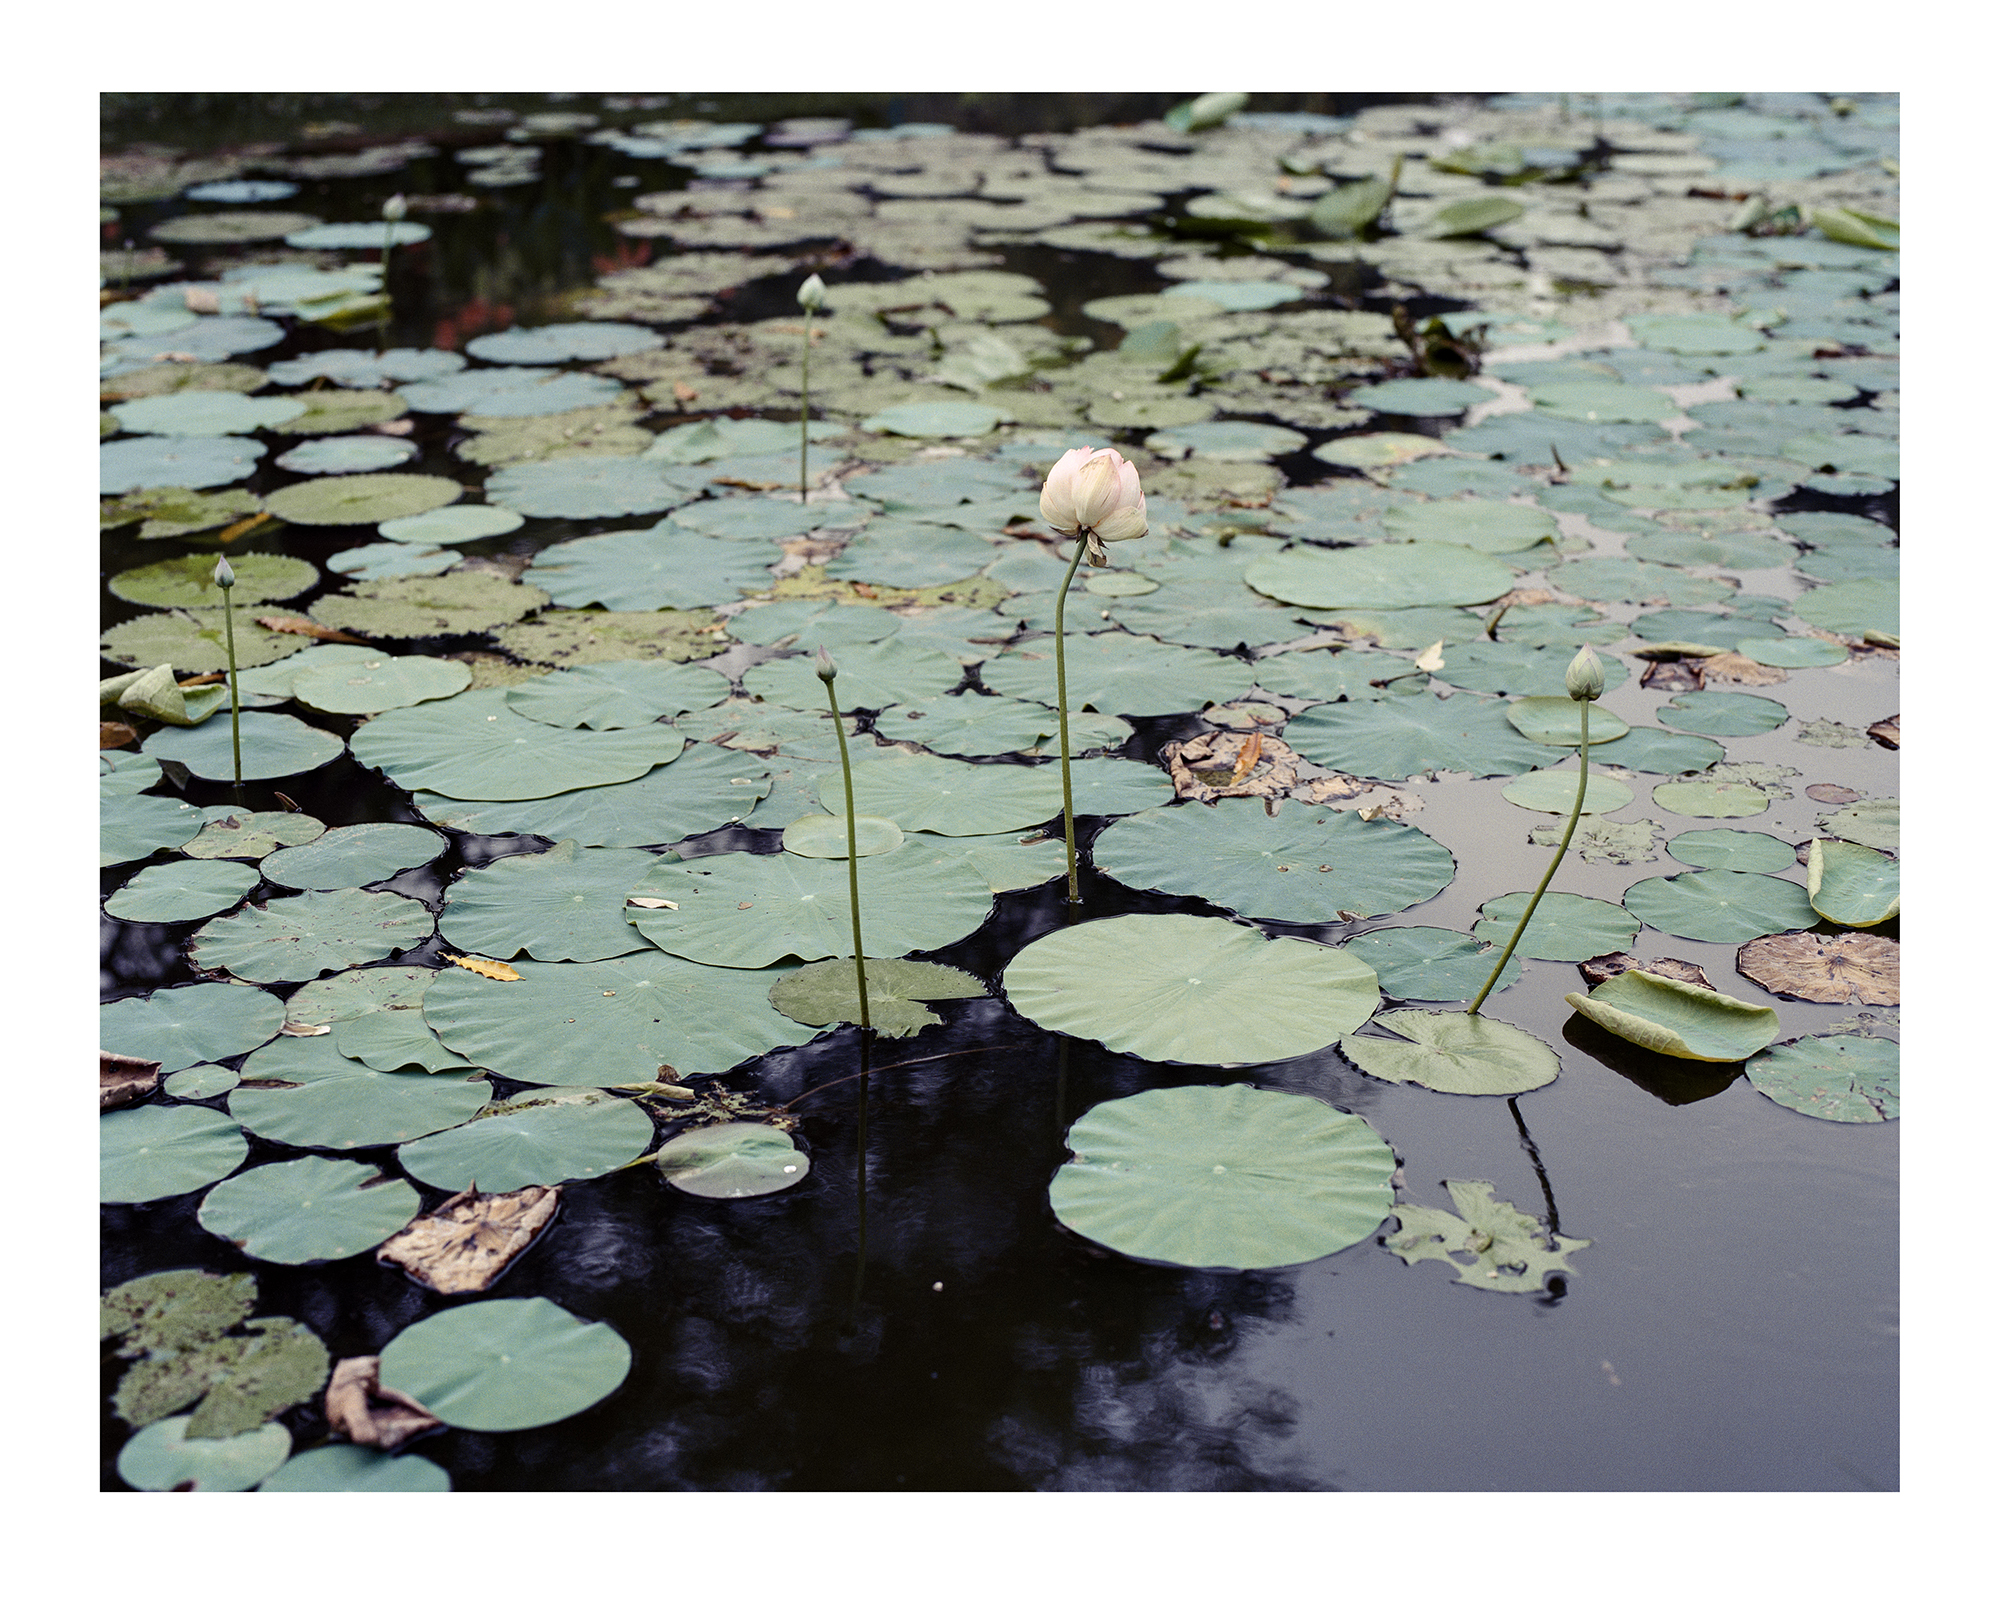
816,646,869,1034
796,272,824,504
211,554,243,792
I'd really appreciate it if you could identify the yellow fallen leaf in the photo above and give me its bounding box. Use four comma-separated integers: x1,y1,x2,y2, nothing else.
1230,731,1264,784
258,613,364,643
444,953,521,981
1413,639,1445,673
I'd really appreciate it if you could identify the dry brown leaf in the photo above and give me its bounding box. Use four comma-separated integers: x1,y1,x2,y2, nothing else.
216,511,274,544
1578,952,1714,990
101,1050,162,1112
1162,730,1301,803
324,1354,441,1449
376,1185,562,1295
257,614,364,643
1640,658,1704,693
1867,714,1899,750
1700,651,1788,687
1230,731,1264,784
1737,931,1899,1007
442,953,521,981
101,721,138,750
1805,783,1864,804
183,287,221,314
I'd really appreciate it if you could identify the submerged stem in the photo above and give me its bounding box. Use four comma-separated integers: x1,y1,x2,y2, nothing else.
1051,534,1091,906
823,675,870,1033
1466,699,1590,1015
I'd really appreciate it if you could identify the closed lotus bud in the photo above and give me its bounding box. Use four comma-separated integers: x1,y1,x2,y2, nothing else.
213,555,236,590
797,273,826,312
383,194,407,223
814,645,837,681
1039,446,1148,544
1564,645,1604,702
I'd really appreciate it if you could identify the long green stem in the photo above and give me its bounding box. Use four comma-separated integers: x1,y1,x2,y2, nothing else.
1051,534,1092,906
221,585,243,792
823,675,870,1032
1467,700,1590,1016
799,312,812,505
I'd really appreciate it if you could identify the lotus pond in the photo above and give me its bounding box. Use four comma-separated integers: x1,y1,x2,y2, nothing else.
100,91,1898,1493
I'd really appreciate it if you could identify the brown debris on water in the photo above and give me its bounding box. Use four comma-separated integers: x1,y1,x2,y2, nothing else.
376,1184,561,1294
1867,714,1900,750
1577,952,1715,990
1738,931,1899,1006
325,1355,442,1450
101,1050,161,1111
1700,651,1788,688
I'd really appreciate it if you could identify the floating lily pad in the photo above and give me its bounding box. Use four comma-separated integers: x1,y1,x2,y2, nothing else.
1657,691,1790,737
326,543,461,582
1807,839,1899,927
284,220,432,249
1048,1083,1395,1268
1473,891,1639,961
272,436,416,475
102,1105,249,1203
1530,381,1678,424
1246,541,1517,611
1143,421,1308,461
979,634,1255,718
1505,698,1631,747
333,999,468,1074
654,1123,813,1198
1500,767,1635,814
1386,1178,1588,1292
1745,1035,1898,1121
105,860,260,923
1286,695,1554,780
766,956,985,1038
1734,635,1850,668
505,660,728,730
262,473,462,526
1356,378,1492,416
1339,926,1519,1003
101,794,225,866
824,523,1001,589
527,526,777,611
1626,313,1768,355
1652,779,1772,818
1434,642,1630,698
780,813,905,859
229,1034,489,1149
101,983,285,1072
144,713,344,782
198,1155,420,1264
110,391,307,438
1005,913,1378,1064
311,571,548,639
191,889,435,983
1622,870,1817,941
101,436,269,494
1343,1009,1558,1094
398,1088,655,1190
743,638,965,712
117,1416,291,1493
439,839,657,961
283,389,411,434
859,400,1008,437
493,607,726,668
1381,499,1559,556
1817,797,1898,851
379,1298,630,1432
1667,828,1797,872
291,655,473,714
261,824,446,891
377,504,526,545
1791,577,1898,640
258,1445,450,1493
467,322,663,363
1565,969,1779,1061
1551,558,1734,607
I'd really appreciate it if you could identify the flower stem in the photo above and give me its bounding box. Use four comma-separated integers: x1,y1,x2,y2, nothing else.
1051,533,1092,906
823,674,869,1033
1466,700,1590,1016
221,584,243,794
799,311,812,505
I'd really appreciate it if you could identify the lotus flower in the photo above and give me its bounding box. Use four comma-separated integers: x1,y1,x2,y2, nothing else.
797,273,826,312
1040,447,1147,566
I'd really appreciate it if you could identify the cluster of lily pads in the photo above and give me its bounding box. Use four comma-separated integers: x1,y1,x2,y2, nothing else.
101,89,1897,1491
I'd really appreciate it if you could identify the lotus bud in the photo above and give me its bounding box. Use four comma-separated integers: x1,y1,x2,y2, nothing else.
1565,644,1604,702
814,645,837,682
1039,447,1148,545
213,555,236,590
797,273,826,312
383,193,408,223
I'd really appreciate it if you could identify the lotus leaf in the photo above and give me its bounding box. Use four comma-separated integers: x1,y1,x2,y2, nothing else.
439,839,657,961
283,221,432,248
260,824,446,891
1817,798,1898,851
99,750,163,795
109,392,307,438
1104,578,1309,653
326,543,460,582
117,1416,291,1492
766,956,986,1038
101,794,226,865
100,983,286,1073
1380,499,1559,557
494,607,726,668
1550,557,1734,607
642,1123,806,1199
102,1104,248,1204
165,1065,239,1099
379,1298,630,1432
878,695,1127,759
1245,542,1516,612
1783,431,1897,479
1650,777,1771,817
1667,828,1797,873
1500,768,1635,814
1502,698,1631,750
229,1034,488,1148
1625,313,1767,355
1344,1009,1558,1094
1355,378,1492,416
144,712,344,782
781,814,905,858
743,638,965,712
1338,927,1520,1004
1473,891,1639,961
860,401,1007,437
819,749,1169,834
1791,577,1897,640
333,1002,469,1074
671,499,857,543
259,1445,449,1493
505,660,729,730
979,634,1255,717
286,966,437,1028
526,526,776,611
191,889,435,983
1734,636,1850,669
1622,869,1816,942
105,860,259,923
1048,1084,1395,1268
1656,691,1790,737
262,473,462,527
101,436,269,494
1807,839,1899,927
1143,421,1308,461
310,571,547,639
198,1155,420,1264
1286,695,1555,780
1566,969,1779,1061
398,1088,654,1190
274,436,416,475
291,654,473,714
1427,197,1525,236
467,322,663,363
377,504,526,544
824,524,1000,589
114,315,287,366
1745,1035,1898,1122
1386,1179,1588,1292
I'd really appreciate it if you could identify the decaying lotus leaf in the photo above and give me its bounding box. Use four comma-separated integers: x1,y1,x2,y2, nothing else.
1162,729,1301,803
101,1267,255,1355
1867,715,1899,750
1737,930,1899,1006
182,1316,330,1439
1385,1179,1587,1292
1698,651,1788,688
324,1354,442,1450
259,614,365,644
375,1183,561,1294
1578,952,1713,990
102,1050,163,1111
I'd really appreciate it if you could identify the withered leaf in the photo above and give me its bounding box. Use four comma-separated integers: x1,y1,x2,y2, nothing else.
102,1050,162,1112
1578,952,1714,991
1737,930,1899,1007
1806,783,1865,805
375,1184,561,1295
443,952,522,981
1867,714,1899,750
325,1354,442,1450
101,721,139,750
1640,658,1704,693
217,511,275,545
257,614,364,643
1163,729,1301,804
1700,651,1787,687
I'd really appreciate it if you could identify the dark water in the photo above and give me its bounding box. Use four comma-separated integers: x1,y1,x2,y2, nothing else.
100,94,1897,1492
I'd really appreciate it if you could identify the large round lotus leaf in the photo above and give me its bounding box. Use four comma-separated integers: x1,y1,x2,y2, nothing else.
1791,577,1898,639
114,315,287,365
1550,558,1734,607
652,418,847,468
1245,542,1517,611
423,951,823,1085
1355,378,1492,416
101,794,227,866
151,209,322,243
1621,528,1793,569
1049,1084,1395,1268
1591,727,1725,775
1473,891,1639,961
1093,801,1455,922
1807,839,1899,928
1143,420,1309,461
416,741,736,843
379,1298,630,1432
102,1104,248,1203
1630,609,1785,648
292,654,472,714
328,543,460,582
654,1123,812,1198
105,860,260,923
350,688,684,801
879,695,1127,758
727,602,897,653
286,966,436,1029
625,846,993,967
99,750,164,795
1490,602,1625,649
101,983,285,1071
197,1155,420,1264
101,436,268,493
191,889,435,983
1651,776,1772,817
1500,767,1635,814
1566,969,1779,1062
1656,691,1790,737
260,824,447,891
1797,544,1898,583
398,368,622,416
110,553,315,611
332,996,468,1075
260,473,462,527
378,504,526,545
823,523,1000,589
1504,697,1631,747
229,1034,489,1148
1667,828,1797,873
506,660,728,730
1339,926,1519,1004
109,391,307,437
102,302,197,341
782,813,904,859
118,1416,291,1493
467,322,664,363
1783,431,1897,479
439,839,657,961
895,829,1067,894
1745,1035,1898,1122
745,639,966,713
527,527,777,611
493,607,727,669
1250,651,1399,704
1434,641,1630,698
1530,381,1678,424
483,457,709,519
284,390,410,435
165,1064,239,1099
144,713,344,782
274,436,417,475
1005,913,1378,1065
1285,695,1555,780
815,748,1165,834
1625,313,1768,356
860,401,1007,437
1622,870,1817,942
1817,798,1898,851
398,1087,654,1190
258,1444,450,1493
311,571,548,639
284,220,432,249
1103,576,1305,653
1380,499,1559,555
978,634,1256,717
1343,1009,1558,1094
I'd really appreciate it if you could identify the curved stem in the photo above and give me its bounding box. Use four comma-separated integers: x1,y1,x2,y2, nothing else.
221,586,243,796
1051,534,1091,906
1467,699,1590,1016
799,312,812,505
823,675,869,1033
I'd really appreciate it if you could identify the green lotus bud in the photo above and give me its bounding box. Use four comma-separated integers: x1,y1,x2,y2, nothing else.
797,273,826,312
213,555,236,590
814,645,837,682
1564,644,1604,702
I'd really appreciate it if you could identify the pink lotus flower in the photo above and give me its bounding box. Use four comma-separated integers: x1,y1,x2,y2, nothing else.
1040,447,1147,565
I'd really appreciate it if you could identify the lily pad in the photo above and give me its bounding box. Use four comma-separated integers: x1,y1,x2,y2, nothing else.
1530,381,1678,424
378,1298,630,1432
260,824,447,891
291,655,473,715
258,1445,450,1493
101,794,224,865
326,544,461,582
979,634,1255,718
1657,691,1790,737
1355,377,1492,416
781,813,905,859
824,523,1002,590
274,436,416,476
262,474,463,526
1500,768,1635,814
1246,542,1517,611
198,1155,420,1264
102,1105,248,1203
439,839,658,961
505,661,729,730
1791,577,1898,640
1622,870,1817,941
101,436,269,494
1004,913,1379,1065
144,713,344,782
1048,1083,1395,1268
493,607,726,668
311,571,549,639
1433,641,1630,698
859,401,1007,437
229,1034,489,1149
1473,891,1640,961
105,860,260,923
1595,728,1726,775
1505,698,1631,747
109,392,307,437
654,1123,811,1198
1652,779,1773,818
743,639,966,712
527,526,778,611
1381,499,1559,556
1817,797,1899,851
1807,839,1899,927
1566,969,1779,1061
1385,1179,1588,1292
1667,828,1797,873
467,322,664,363
1340,925,1520,1003
1745,1035,1898,1121
767,956,985,1038
1343,1009,1558,1094
398,1088,655,1190
165,1065,239,1099
284,221,432,249
101,983,285,1071
191,889,435,983
117,1416,290,1493
1285,695,1555,780
378,504,526,545
1144,421,1308,461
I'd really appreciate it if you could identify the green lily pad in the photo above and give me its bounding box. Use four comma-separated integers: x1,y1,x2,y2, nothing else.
1250,650,1398,704
1807,839,1899,927
1505,698,1631,747
260,824,447,891
1343,1009,1559,1094
333,1000,468,1074
310,571,549,640
895,828,1069,893
1093,800,1455,923
262,474,463,526
878,694,1128,759
284,965,435,1029
1596,727,1726,775
781,813,905,858
275,436,417,475
860,401,1007,437
1049,1083,1395,1268
439,839,658,961
102,1105,248,1203
112,1303,323,1440
1631,610,1785,648
743,638,965,712
1004,913,1379,1065
1791,577,1898,640
166,1065,240,1099
1286,695,1555,780
1551,558,1735,607
397,1087,655,1190
229,1034,489,1149
1143,421,1308,461
1817,797,1898,851
283,389,411,435
1626,312,1768,355
110,554,316,611
491,607,727,669
190,888,435,983
378,1298,630,1432
467,321,663,363
1622,870,1817,941
1356,377,1492,416
767,956,986,1038
326,544,460,581
1386,1179,1588,1292
526,527,778,611
1530,381,1678,424
117,1416,291,1493
654,1123,812,1198
109,391,307,437
1745,1035,1898,1122
1622,527,1792,568
197,1155,420,1264
258,1444,450,1493
1340,926,1520,1003
100,750,164,795
979,634,1256,717
1105,578,1310,653
181,812,328,859
1473,891,1639,961
104,607,313,674
1566,969,1779,1061
726,599,900,649
1657,691,1790,737
1433,642,1631,698
222,643,388,703
377,504,526,545
101,983,285,1072
1246,542,1517,611
106,860,260,923
1381,499,1559,555
1784,431,1897,479
1500,767,1635,814
505,661,729,730
291,655,473,714
1427,197,1525,237
1667,828,1797,872
101,794,225,866
101,436,269,495
1652,778,1773,818
144,713,345,782
421,951,823,1086
1735,636,1850,668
